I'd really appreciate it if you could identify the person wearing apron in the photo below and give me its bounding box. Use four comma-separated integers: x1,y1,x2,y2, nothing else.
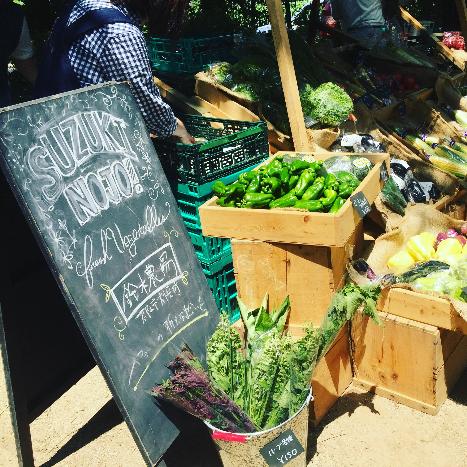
35,0,194,143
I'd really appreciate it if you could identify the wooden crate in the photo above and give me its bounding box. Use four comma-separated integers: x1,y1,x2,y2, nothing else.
311,326,352,424
351,312,467,414
199,152,389,247
378,288,467,334
232,223,363,329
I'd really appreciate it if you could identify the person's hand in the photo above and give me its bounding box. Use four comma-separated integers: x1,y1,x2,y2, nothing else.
173,118,195,144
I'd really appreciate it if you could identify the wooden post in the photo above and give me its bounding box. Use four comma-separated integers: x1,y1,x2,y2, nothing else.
455,0,467,42
266,0,312,151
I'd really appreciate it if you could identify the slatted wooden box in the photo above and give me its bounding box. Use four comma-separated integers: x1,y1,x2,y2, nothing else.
351,312,467,414
199,152,389,247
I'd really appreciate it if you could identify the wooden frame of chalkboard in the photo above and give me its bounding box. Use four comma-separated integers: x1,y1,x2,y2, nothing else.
0,82,220,465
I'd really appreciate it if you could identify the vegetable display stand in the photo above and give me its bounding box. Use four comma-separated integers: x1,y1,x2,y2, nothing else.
206,391,312,467
231,223,364,329
351,312,467,414
377,288,467,334
311,326,353,424
199,152,389,247
147,35,235,74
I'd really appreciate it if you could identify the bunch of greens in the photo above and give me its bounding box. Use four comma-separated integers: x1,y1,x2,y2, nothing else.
153,284,381,433
302,82,354,127
151,344,257,433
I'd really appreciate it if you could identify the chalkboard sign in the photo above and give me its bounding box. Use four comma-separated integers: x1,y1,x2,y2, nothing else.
350,192,372,219
380,163,389,182
0,83,219,465
259,429,305,467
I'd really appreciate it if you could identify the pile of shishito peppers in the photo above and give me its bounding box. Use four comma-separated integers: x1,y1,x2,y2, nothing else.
212,155,361,213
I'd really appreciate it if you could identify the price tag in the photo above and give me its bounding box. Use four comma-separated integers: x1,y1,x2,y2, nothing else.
259,429,304,467
380,163,389,182
350,192,372,219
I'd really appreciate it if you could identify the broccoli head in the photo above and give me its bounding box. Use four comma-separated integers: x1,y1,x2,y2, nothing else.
301,82,354,127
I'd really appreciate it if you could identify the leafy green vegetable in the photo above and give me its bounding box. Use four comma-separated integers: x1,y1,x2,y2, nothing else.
206,313,246,407
304,82,354,127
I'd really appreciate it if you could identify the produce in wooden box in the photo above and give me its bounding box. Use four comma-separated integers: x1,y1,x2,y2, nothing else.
387,226,467,274
211,155,373,213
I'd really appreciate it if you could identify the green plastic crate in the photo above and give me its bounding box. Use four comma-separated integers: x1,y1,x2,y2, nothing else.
154,115,268,185
185,218,231,264
201,254,238,321
148,35,235,74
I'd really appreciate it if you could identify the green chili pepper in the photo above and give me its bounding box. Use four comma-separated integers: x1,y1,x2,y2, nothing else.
266,159,283,177
212,180,227,197
246,174,262,193
241,192,274,208
279,167,290,184
290,160,311,174
294,199,323,212
338,182,354,199
238,171,256,185
324,173,339,190
288,174,299,191
301,177,325,201
261,176,281,194
269,191,298,209
294,168,316,198
224,183,246,199
309,161,324,171
335,171,359,187
320,188,338,207
216,197,235,207
329,196,346,213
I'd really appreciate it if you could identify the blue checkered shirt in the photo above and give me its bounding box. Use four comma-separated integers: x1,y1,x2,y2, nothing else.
68,0,177,137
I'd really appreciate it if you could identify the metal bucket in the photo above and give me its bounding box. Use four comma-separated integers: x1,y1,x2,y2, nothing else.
205,390,313,467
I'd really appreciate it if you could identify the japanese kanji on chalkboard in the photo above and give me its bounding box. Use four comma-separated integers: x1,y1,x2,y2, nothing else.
350,191,372,219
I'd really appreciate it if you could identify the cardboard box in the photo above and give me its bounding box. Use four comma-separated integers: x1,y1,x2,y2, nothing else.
199,151,389,247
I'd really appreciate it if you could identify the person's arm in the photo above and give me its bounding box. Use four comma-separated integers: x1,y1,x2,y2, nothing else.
100,24,194,143
11,19,37,84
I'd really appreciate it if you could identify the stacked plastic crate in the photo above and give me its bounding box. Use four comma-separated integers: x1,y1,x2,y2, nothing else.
154,115,269,322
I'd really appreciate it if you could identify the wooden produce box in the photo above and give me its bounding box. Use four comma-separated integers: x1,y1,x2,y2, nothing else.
351,312,467,414
311,325,352,425
232,223,363,329
199,152,389,247
378,288,467,334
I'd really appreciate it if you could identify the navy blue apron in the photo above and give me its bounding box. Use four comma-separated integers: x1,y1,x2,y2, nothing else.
34,3,134,99
0,1,24,107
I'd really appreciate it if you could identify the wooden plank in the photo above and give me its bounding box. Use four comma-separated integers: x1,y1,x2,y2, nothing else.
378,288,467,334
455,0,467,44
266,0,311,151
199,152,388,246
311,326,352,424
154,77,231,118
400,7,465,70
194,79,259,122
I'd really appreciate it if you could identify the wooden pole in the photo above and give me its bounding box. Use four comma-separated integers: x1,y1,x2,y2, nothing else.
266,0,312,151
455,0,467,42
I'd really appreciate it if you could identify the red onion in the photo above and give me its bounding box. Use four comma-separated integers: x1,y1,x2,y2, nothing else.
446,228,459,238
461,223,467,236
456,235,467,246
436,232,449,248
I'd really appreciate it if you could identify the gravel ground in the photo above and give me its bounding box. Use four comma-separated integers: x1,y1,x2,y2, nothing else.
1,362,466,467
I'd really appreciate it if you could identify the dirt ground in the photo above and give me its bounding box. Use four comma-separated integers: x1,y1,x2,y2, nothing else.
1,361,466,467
